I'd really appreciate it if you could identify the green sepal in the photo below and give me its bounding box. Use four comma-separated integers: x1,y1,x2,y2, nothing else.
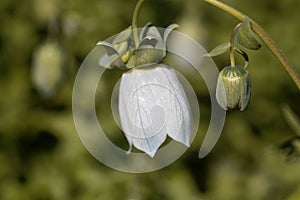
97,41,126,69
135,37,164,67
236,17,262,50
135,23,178,67
139,25,163,47
97,23,178,69
113,26,132,44
139,22,153,42
234,48,249,68
204,42,230,57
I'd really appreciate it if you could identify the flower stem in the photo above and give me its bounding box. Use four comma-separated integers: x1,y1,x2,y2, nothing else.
203,0,300,90
229,22,242,67
132,0,144,48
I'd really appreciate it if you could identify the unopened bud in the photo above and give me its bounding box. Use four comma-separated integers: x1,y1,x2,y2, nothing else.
216,65,251,111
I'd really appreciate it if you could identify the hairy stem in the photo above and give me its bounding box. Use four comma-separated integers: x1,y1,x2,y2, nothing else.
203,0,300,90
132,0,144,48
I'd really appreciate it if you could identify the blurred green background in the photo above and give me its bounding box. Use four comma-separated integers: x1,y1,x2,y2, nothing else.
1,0,300,199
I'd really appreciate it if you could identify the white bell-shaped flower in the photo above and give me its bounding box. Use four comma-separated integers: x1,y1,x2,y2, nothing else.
118,64,193,157
98,23,193,157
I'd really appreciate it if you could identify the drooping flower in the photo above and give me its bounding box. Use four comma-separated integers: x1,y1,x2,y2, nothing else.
216,65,251,111
97,24,193,157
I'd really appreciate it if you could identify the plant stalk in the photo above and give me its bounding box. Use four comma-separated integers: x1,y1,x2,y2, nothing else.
132,0,144,48
229,22,242,67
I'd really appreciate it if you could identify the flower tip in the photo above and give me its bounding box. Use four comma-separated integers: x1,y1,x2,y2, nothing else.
96,41,103,46
182,140,191,148
96,41,110,46
168,24,180,29
126,144,133,155
198,149,209,159
147,151,156,158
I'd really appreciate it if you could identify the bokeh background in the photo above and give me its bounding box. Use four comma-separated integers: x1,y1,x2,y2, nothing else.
1,0,300,199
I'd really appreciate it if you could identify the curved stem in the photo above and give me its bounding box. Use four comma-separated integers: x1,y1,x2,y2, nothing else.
132,0,144,48
229,47,235,67
203,0,300,90
229,23,242,66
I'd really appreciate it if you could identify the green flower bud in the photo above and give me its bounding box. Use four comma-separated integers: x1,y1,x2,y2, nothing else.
216,65,251,111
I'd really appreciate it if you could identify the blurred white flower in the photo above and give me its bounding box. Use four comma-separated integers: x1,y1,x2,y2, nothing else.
119,64,193,157
32,41,65,98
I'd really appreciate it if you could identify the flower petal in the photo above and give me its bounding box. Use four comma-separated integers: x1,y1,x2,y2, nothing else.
126,133,167,158
155,66,192,146
118,64,193,157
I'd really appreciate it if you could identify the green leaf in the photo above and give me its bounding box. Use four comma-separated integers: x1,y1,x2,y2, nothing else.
236,17,262,50
204,42,230,57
